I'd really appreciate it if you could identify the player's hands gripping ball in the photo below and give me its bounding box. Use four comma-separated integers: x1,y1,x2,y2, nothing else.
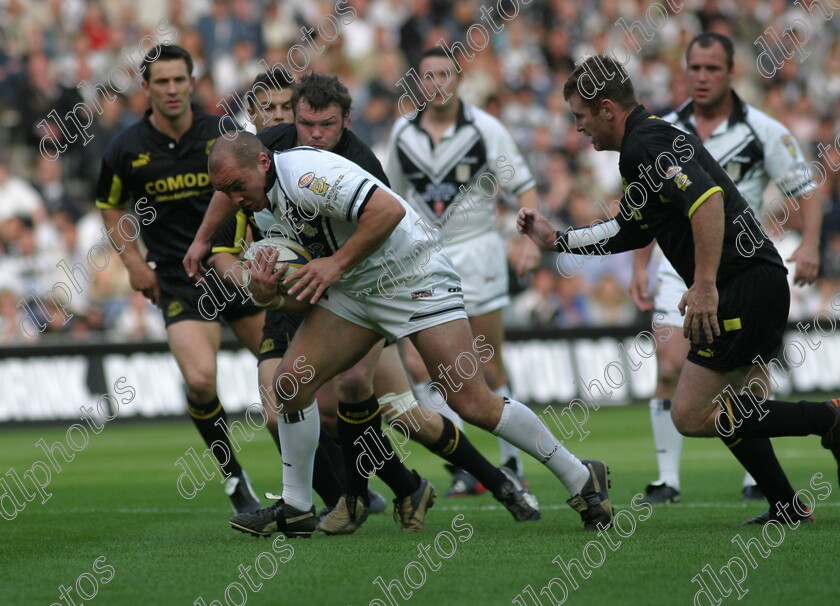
242,237,313,311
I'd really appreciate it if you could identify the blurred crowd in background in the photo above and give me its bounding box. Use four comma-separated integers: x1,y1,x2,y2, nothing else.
1,0,840,344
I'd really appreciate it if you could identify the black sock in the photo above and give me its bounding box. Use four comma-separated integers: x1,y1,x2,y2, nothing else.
428,417,505,493
725,395,834,438
718,411,796,508
313,430,344,508
187,396,243,478
338,396,418,501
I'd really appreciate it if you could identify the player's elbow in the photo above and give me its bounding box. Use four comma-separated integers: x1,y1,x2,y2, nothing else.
377,193,406,228
390,201,406,225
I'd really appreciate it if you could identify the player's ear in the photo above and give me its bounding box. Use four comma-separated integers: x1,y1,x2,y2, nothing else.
601,99,614,120
257,151,271,172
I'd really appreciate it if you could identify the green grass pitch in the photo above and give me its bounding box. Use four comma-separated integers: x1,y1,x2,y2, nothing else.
2,404,839,606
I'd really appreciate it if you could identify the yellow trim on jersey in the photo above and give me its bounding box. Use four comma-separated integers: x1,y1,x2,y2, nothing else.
723,318,742,331
211,210,248,254
687,186,723,219
95,174,125,209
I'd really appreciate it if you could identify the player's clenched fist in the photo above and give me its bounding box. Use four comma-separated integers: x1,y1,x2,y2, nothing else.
516,208,559,251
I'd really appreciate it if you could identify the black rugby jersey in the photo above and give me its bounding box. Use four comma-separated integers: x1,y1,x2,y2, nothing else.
95,108,245,266
257,123,390,185
557,105,785,287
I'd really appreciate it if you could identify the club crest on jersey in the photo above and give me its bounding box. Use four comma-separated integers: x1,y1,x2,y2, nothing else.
455,164,471,182
663,166,691,191
781,135,797,160
726,162,741,182
673,172,691,191
299,173,330,196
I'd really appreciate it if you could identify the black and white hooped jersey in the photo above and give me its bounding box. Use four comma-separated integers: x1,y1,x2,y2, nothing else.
255,147,442,294
663,92,817,214
385,101,535,246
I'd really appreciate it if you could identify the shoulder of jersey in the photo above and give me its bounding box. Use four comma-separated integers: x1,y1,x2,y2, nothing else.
258,123,296,149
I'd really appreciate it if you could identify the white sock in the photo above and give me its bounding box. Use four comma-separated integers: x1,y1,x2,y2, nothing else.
413,380,464,430
650,398,682,490
277,402,319,510
492,397,589,495
743,472,756,487
494,385,523,472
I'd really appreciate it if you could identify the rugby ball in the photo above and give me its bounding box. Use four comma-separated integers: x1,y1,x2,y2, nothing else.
243,236,312,295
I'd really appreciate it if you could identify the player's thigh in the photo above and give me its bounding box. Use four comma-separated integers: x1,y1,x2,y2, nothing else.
672,360,750,437
409,318,501,425
229,310,266,357
277,305,383,407
396,337,431,383
372,343,412,396
167,320,222,394
467,308,507,388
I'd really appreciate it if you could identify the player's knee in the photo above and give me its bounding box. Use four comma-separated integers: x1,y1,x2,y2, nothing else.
670,409,704,437
448,393,496,430
183,370,216,400
481,361,506,391
273,372,311,409
334,369,372,403
657,356,684,390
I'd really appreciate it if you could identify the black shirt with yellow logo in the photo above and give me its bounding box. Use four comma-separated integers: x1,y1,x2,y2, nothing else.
557,105,785,287
95,108,242,266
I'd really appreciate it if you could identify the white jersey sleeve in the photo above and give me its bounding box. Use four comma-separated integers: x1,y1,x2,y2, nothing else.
755,112,818,200
274,147,379,224
266,147,443,295
477,109,537,197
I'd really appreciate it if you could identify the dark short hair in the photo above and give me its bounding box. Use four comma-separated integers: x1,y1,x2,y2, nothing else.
563,55,637,109
291,72,352,116
140,44,193,82
247,68,296,111
251,68,295,92
418,47,452,68
686,33,734,70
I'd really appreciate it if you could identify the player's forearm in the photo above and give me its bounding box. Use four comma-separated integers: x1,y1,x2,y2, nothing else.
517,187,538,211
792,193,823,251
634,241,655,275
102,209,146,271
555,219,647,256
689,193,724,284
196,192,239,245
334,190,405,273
